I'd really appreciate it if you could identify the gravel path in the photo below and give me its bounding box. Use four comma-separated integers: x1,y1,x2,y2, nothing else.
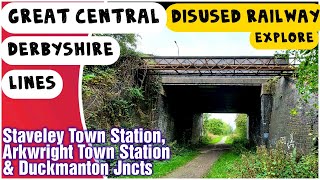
164,137,230,178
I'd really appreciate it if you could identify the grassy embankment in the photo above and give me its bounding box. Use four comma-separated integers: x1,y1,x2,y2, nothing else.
206,151,241,178
203,132,225,145
225,135,233,144
207,136,318,178
210,135,223,144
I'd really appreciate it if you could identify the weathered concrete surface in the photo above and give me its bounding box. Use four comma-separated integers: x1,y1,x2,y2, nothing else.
261,84,273,146
191,113,203,144
248,113,262,145
261,94,273,146
268,77,318,154
156,74,318,152
162,76,269,86
155,94,175,142
157,76,318,153
156,84,262,145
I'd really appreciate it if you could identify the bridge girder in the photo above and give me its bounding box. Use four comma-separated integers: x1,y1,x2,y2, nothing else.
141,56,296,76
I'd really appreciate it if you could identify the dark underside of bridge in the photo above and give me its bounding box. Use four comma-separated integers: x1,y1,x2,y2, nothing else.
143,56,295,145
164,85,262,145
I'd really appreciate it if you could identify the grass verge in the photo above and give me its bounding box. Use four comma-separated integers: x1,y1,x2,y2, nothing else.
120,149,199,178
210,136,223,144
225,136,233,144
206,151,241,178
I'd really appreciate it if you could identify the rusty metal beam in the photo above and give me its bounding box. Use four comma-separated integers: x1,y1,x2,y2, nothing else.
140,56,296,76
146,65,295,71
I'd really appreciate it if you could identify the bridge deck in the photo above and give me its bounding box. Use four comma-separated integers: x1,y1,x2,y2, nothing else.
141,56,297,76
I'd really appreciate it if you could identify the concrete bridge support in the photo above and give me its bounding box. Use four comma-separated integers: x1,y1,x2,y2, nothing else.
191,113,203,144
156,77,264,146
155,93,175,143
267,77,318,154
248,112,262,145
260,83,273,146
155,76,317,153
156,95,204,145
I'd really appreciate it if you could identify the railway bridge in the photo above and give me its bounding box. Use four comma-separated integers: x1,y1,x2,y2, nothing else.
140,56,299,147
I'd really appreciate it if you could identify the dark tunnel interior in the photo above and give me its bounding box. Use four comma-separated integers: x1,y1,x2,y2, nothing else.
163,85,262,144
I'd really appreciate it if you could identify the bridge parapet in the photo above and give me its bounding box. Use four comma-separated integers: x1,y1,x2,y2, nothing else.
161,76,270,86
141,56,297,76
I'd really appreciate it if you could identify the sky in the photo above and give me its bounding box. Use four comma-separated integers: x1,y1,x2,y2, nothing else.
136,28,277,130
209,113,237,130
137,28,276,56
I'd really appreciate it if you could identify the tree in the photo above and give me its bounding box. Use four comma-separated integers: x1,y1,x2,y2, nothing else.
235,114,247,139
222,122,233,135
84,34,141,75
276,46,318,100
203,113,210,123
295,47,318,100
94,34,141,56
203,116,233,135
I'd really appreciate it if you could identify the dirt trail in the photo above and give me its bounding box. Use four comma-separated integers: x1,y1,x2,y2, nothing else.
164,137,230,178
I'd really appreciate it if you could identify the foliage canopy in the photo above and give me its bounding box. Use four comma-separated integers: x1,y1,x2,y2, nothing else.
276,46,318,100
203,114,233,135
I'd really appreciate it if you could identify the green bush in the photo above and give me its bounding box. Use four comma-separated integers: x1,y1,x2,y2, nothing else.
225,135,233,145
82,58,161,130
127,87,144,101
203,115,233,136
231,135,249,154
236,141,318,178
235,114,247,139
200,132,212,144
225,114,249,152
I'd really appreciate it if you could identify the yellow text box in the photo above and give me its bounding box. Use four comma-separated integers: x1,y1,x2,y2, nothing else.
166,3,320,32
250,31,318,49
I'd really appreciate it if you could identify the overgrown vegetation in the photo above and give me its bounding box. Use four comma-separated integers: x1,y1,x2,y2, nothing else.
275,47,318,157
210,48,320,179
237,142,318,178
94,34,141,56
201,113,233,144
82,35,318,178
208,141,318,178
82,34,162,177
206,151,241,178
209,112,317,178
82,34,201,178
293,47,318,100
204,118,233,135
226,114,249,153
209,136,223,145
83,34,161,130
225,136,233,144
275,46,318,100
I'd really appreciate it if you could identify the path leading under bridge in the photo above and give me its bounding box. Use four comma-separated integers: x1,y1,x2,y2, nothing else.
138,56,297,148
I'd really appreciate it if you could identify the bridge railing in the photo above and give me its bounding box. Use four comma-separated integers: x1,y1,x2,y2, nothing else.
140,56,297,76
